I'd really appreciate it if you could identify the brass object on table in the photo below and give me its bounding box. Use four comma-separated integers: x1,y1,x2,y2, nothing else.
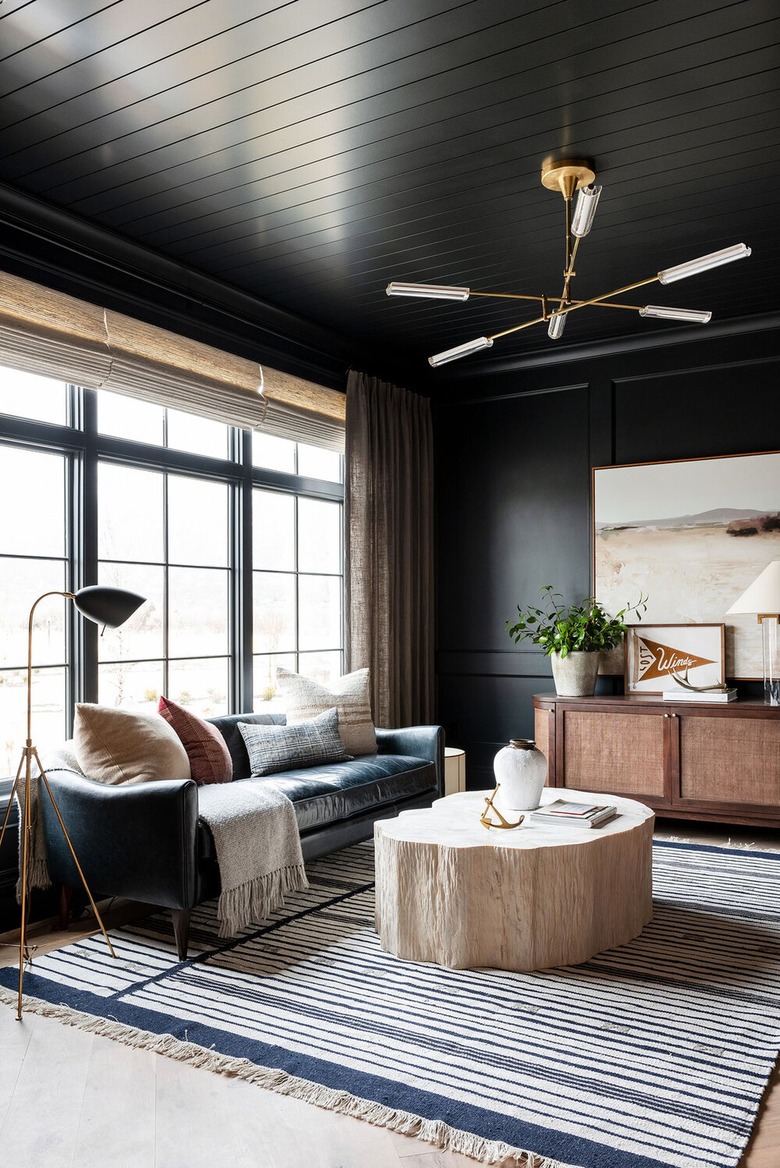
480,784,524,830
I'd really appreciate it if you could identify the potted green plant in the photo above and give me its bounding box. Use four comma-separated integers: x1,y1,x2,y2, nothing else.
506,585,647,696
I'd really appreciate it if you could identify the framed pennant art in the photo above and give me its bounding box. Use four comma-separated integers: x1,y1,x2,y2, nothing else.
624,623,726,694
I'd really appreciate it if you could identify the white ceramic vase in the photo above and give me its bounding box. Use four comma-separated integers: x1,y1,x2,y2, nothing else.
551,650,600,696
493,739,547,813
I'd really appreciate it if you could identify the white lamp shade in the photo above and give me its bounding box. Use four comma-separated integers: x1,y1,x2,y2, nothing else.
726,560,780,615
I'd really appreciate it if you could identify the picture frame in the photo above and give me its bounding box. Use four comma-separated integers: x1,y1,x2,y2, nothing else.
624,623,725,694
593,449,780,680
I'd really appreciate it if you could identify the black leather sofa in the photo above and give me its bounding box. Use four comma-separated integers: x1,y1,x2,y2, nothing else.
40,712,444,958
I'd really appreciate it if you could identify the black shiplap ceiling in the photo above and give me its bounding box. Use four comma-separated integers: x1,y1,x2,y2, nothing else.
0,0,778,377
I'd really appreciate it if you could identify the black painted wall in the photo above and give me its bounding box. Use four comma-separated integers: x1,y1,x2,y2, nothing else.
433,323,780,788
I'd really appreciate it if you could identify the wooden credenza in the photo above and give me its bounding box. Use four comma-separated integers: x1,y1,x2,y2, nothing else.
533,693,780,828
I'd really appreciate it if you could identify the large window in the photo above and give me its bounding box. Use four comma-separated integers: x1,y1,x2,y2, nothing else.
0,374,344,771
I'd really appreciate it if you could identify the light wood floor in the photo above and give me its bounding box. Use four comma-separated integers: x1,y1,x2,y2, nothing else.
1,819,779,1168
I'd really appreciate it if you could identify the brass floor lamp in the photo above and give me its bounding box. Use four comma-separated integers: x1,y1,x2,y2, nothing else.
0,585,145,1020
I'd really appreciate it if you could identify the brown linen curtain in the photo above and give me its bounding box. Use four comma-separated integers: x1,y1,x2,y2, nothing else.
345,370,435,728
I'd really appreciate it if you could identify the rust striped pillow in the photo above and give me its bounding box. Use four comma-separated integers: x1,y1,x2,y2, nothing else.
158,696,233,784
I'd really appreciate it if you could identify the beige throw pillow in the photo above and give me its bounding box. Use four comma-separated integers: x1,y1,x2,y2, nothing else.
276,667,377,756
74,704,191,785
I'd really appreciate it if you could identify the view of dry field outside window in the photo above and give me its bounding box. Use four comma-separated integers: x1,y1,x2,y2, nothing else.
96,461,231,718
0,374,70,773
252,433,344,709
0,460,68,774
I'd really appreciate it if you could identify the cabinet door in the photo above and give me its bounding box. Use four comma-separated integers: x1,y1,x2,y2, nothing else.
559,709,668,801
677,712,780,808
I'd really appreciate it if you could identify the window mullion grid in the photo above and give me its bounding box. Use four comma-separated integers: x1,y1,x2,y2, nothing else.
339,487,345,674
65,439,79,727
235,429,253,713
76,384,100,712
163,471,170,700
294,495,301,675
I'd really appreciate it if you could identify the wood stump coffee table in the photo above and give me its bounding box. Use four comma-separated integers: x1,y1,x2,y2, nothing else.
374,788,654,971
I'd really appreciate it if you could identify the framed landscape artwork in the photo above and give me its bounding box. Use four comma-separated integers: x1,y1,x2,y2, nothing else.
624,623,725,694
593,449,780,680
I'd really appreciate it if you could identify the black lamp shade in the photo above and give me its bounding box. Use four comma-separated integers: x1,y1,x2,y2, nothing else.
73,585,146,628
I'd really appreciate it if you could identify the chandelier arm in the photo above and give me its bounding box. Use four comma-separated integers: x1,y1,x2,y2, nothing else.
437,293,658,314
458,289,635,307
563,192,573,279
469,291,547,304
549,236,582,337
489,273,661,342
584,299,646,311
563,232,581,289
549,287,567,312
489,311,551,341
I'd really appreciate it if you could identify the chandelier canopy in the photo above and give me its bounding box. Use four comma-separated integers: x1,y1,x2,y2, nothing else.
386,158,751,367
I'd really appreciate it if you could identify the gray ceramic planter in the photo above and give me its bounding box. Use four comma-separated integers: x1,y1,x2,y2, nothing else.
550,650,600,696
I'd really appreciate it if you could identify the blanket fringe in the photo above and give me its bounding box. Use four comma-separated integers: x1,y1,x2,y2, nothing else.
0,987,576,1167
16,857,52,898
217,862,309,938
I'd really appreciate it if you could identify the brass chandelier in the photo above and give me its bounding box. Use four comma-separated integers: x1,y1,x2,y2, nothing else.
386,159,751,367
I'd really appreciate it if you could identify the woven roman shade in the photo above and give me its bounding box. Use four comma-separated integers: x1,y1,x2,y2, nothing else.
0,270,110,388
259,367,346,451
0,270,345,449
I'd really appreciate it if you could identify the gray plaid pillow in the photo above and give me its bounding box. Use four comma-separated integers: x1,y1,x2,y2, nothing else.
238,707,352,776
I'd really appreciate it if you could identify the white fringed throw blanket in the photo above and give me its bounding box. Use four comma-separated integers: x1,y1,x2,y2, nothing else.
197,782,308,937
18,753,307,938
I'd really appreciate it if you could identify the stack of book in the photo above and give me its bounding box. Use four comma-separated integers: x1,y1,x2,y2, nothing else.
662,687,737,703
529,799,617,829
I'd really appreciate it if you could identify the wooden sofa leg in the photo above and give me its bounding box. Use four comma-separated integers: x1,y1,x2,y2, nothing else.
59,885,74,929
171,909,191,960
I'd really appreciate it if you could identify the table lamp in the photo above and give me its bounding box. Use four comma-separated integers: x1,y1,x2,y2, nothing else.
726,560,780,705
0,585,145,1019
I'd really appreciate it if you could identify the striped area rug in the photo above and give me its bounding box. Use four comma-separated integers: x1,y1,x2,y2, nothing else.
2,840,779,1168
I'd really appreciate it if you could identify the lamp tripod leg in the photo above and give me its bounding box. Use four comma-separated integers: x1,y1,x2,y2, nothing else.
0,749,35,1020
0,747,117,1021
32,749,118,965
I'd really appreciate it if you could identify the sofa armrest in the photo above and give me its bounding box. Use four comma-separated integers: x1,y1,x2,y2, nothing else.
375,725,445,795
40,770,200,911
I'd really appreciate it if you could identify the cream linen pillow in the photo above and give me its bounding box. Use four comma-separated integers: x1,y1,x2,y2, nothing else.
276,667,377,756
74,704,191,785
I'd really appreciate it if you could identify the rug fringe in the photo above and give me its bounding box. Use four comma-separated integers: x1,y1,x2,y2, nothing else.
0,987,577,1167
662,835,761,851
